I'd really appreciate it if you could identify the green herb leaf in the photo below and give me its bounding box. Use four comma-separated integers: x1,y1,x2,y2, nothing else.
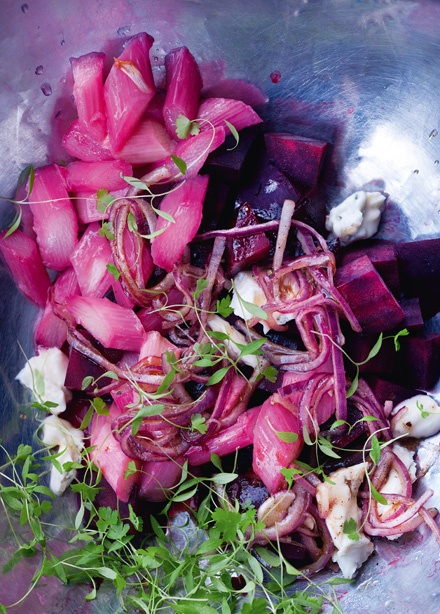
317,436,341,459
346,371,359,398
272,428,299,443
156,369,176,395
358,333,383,365
370,483,388,505
98,221,115,240
191,413,208,434
206,367,230,386
369,435,382,466
127,211,138,233
170,155,187,175
121,175,150,191
236,338,266,358
343,517,360,541
106,263,121,281
393,327,409,351
131,404,165,435
175,114,201,139
194,278,209,299
261,365,278,383
96,189,115,212
216,295,234,318
224,120,240,151
4,206,22,238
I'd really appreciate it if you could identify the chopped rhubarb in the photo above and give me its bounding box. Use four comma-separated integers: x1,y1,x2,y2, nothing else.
104,32,156,152
334,255,405,334
163,46,203,139
62,119,113,162
35,267,79,348
139,459,184,501
70,52,107,141
0,228,51,307
65,160,132,192
70,222,113,297
90,403,141,503
151,174,209,272
113,118,175,166
139,331,180,360
252,393,304,494
186,405,261,466
264,132,329,191
68,295,146,351
29,164,79,271
72,187,128,224
197,97,263,135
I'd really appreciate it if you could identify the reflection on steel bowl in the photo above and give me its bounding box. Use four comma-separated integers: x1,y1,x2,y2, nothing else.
0,1,439,613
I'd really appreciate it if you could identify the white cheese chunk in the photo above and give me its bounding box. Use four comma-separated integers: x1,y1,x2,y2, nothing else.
391,394,440,439
206,314,258,368
16,347,72,414
325,191,386,245
316,462,374,578
377,443,416,533
41,415,84,495
230,271,267,322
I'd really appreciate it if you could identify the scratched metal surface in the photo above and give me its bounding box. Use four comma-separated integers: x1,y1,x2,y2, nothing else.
0,0,439,612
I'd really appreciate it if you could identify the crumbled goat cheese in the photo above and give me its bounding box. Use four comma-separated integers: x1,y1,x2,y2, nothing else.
325,191,386,245
377,443,416,537
391,394,440,439
207,314,258,368
316,462,374,578
41,415,84,495
16,347,72,414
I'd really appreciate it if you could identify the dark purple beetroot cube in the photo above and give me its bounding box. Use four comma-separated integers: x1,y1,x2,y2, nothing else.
335,255,405,334
401,332,440,390
264,132,329,192
365,375,420,407
396,238,440,318
338,240,400,298
204,125,262,184
342,330,404,376
225,203,271,275
200,179,235,232
400,297,424,332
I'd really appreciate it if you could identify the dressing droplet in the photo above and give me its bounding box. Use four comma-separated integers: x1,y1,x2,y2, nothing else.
117,25,131,37
40,83,52,96
270,70,281,84
429,129,438,139
35,65,43,75
21,3,29,13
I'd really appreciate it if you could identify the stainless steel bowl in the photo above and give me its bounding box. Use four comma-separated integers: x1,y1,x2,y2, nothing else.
1,1,439,612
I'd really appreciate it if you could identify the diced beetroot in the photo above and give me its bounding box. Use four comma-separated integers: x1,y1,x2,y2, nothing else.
70,222,113,297
225,203,271,276
104,32,156,152
70,52,107,142
139,459,184,501
72,187,129,224
334,255,405,334
342,328,403,376
35,267,79,348
151,174,209,272
204,124,262,184
90,403,141,503
401,332,440,390
186,405,261,466
30,164,79,271
65,336,123,391
62,119,113,162
197,97,263,134
338,240,400,298
163,46,203,139
252,393,303,494
400,297,424,332
264,132,329,191
396,238,440,319
235,150,301,222
365,375,419,408
113,118,175,166
68,295,146,351
65,159,132,192
202,79,269,107
0,228,51,307
199,179,235,233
